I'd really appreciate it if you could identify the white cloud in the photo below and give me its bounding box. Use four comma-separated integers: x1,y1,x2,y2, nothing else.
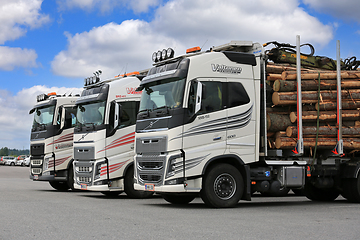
152,0,333,47
0,0,50,44
51,0,334,78
51,20,179,79
303,0,360,23
57,0,160,14
0,46,38,71
0,86,82,149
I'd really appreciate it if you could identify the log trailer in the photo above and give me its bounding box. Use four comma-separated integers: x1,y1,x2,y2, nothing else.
133,39,360,207
73,71,153,198
29,92,78,190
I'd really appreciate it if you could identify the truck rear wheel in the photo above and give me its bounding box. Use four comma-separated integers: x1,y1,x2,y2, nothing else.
124,165,154,199
201,163,244,208
161,194,196,205
304,181,339,202
49,181,70,191
342,175,360,203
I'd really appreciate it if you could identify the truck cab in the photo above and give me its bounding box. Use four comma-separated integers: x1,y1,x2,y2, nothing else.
73,72,153,198
29,92,78,190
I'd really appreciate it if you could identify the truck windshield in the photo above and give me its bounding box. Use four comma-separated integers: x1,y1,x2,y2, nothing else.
139,78,186,112
76,101,106,126
32,105,55,131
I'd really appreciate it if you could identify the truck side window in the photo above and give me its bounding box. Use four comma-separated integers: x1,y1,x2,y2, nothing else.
187,80,198,115
65,107,77,129
227,82,250,108
118,101,139,129
57,107,62,125
198,81,223,114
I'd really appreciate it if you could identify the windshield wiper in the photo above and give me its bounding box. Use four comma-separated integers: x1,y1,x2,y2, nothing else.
153,106,169,117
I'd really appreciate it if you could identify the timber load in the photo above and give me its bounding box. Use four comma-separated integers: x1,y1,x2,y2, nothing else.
266,62,360,154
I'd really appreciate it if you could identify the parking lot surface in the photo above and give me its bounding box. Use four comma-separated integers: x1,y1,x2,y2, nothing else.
0,166,359,240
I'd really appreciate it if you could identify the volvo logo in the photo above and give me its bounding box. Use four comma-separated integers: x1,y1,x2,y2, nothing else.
78,132,89,142
144,119,159,130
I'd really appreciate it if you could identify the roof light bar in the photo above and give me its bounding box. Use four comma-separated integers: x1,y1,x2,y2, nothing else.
36,93,54,102
152,48,175,62
115,71,140,78
84,70,102,86
186,46,201,54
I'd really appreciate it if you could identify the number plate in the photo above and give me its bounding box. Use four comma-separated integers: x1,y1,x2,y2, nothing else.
80,183,87,190
33,175,38,180
144,183,155,191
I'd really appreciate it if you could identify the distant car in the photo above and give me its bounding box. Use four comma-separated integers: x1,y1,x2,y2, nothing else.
16,159,24,166
23,156,30,167
15,155,29,166
1,156,14,165
5,157,17,166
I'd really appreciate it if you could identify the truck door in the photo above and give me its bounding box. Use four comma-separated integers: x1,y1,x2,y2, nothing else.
51,106,76,171
105,101,138,180
226,79,256,164
182,78,227,177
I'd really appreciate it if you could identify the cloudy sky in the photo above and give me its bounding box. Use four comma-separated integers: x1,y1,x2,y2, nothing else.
1,0,360,149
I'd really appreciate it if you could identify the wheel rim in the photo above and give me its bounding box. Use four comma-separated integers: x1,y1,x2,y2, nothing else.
214,173,236,200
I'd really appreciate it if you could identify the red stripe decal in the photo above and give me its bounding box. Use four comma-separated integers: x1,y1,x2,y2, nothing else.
97,132,135,153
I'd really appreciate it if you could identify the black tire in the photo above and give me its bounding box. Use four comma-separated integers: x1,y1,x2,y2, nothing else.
124,165,154,199
49,181,70,191
67,165,75,190
261,188,290,197
342,176,360,203
101,191,122,197
304,181,339,202
292,188,305,196
10,162,15,166
200,163,244,208
161,193,196,205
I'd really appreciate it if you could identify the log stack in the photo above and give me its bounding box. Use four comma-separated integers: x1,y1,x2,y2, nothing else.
266,63,360,153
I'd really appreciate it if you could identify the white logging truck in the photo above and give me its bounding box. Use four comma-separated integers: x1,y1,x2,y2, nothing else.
133,39,360,207
29,92,78,190
73,71,153,198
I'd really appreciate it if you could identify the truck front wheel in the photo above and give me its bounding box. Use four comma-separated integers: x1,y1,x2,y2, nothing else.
124,165,154,199
161,194,196,205
201,163,244,208
49,181,70,191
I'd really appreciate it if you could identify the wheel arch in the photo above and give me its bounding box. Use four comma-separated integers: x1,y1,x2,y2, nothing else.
66,158,74,171
201,154,251,201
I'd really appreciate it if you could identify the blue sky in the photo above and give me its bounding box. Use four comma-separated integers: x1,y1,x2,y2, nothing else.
1,0,360,149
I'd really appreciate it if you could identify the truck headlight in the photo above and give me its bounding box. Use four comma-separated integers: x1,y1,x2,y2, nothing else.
165,155,183,178
94,160,106,180
44,157,53,170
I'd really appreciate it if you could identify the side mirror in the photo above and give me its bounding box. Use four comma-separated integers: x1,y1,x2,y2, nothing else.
114,102,119,129
59,106,65,129
195,81,203,114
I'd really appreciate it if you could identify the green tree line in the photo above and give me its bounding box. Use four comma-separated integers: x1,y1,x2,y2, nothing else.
0,147,30,157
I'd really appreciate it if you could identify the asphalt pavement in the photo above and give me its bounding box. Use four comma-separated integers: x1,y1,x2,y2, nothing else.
0,165,359,240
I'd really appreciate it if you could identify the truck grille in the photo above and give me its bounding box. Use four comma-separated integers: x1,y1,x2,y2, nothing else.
32,168,42,174
74,161,94,186
138,161,163,170
31,159,42,166
77,166,92,172
140,174,161,182
136,154,165,186
77,176,91,183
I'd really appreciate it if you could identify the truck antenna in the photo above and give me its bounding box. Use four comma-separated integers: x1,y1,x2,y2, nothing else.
201,39,208,50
